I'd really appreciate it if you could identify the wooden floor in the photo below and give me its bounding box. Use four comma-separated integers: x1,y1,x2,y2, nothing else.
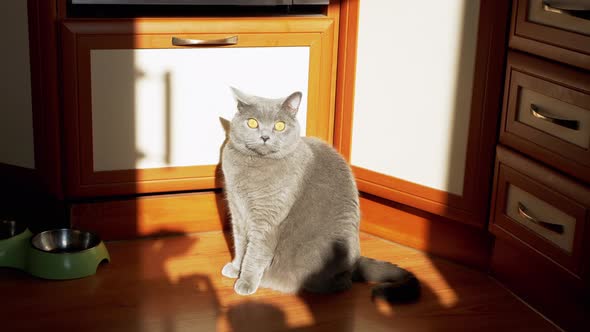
1,231,558,332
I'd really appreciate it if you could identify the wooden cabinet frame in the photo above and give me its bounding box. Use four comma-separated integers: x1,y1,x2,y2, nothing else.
334,0,510,227
61,18,337,197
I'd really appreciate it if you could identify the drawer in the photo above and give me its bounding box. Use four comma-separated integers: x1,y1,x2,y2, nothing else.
500,51,590,183
510,0,590,70
490,146,590,276
61,18,336,197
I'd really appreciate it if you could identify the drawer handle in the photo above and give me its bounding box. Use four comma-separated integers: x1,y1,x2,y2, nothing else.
530,104,579,130
171,36,238,46
543,1,590,19
518,202,565,234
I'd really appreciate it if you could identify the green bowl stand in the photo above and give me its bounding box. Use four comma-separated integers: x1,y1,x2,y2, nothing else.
0,228,33,270
0,229,110,280
26,242,110,280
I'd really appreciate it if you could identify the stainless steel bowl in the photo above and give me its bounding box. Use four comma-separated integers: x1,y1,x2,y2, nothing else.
31,229,101,253
0,219,27,240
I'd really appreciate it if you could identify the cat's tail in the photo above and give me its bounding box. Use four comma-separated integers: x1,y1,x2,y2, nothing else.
352,256,420,303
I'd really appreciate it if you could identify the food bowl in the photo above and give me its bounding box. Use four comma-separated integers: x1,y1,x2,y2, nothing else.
0,219,33,270
27,229,110,280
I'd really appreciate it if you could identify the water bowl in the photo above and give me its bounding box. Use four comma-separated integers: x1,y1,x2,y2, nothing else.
27,229,110,280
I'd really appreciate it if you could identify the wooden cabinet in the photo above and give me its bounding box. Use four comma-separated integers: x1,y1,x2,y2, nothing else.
335,0,509,228
61,18,337,197
489,1,590,329
1,1,340,236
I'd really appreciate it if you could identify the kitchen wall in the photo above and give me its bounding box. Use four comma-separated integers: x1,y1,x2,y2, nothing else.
0,1,35,169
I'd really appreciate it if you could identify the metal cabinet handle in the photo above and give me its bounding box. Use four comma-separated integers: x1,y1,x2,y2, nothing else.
517,202,565,234
530,104,579,130
543,0,590,19
172,36,238,46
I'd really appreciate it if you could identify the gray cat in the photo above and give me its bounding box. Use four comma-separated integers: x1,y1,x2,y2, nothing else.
221,88,419,302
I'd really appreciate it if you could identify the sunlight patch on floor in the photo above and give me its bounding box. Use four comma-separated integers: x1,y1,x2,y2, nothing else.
375,299,395,316
419,259,460,308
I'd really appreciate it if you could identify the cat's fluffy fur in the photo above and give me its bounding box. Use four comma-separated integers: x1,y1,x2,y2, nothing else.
221,88,419,302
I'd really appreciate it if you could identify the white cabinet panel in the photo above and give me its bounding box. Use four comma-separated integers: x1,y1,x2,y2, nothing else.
91,47,309,171
0,0,35,169
350,0,480,196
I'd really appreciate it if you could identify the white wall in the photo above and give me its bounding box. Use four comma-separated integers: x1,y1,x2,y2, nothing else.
0,1,35,169
350,0,480,195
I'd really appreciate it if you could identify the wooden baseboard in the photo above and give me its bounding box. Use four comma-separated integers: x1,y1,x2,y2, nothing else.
359,193,493,271
0,163,39,193
0,163,68,231
70,188,492,270
70,190,229,241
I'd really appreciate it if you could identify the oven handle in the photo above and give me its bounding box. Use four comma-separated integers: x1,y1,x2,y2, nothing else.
172,36,238,46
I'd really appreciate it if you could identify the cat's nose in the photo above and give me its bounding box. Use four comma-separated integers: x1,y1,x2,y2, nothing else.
260,135,270,143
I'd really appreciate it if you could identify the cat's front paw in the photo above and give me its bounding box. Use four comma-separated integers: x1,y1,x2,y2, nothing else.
221,262,240,279
234,278,259,296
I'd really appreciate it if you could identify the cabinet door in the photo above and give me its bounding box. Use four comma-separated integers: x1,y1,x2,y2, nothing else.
335,0,509,226
62,18,336,197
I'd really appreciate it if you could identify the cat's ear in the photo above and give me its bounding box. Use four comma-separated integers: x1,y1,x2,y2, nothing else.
230,87,252,112
219,117,231,137
282,91,302,117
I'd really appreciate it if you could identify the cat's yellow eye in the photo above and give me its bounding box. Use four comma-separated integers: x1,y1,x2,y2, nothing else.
247,118,259,129
274,121,286,132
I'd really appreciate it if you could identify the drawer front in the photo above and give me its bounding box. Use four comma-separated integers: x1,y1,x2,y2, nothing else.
490,146,589,275
61,19,336,197
500,51,590,183
527,0,590,36
510,0,590,70
505,184,576,253
516,87,590,149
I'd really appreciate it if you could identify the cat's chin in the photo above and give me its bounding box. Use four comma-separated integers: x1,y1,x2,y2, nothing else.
246,144,279,157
